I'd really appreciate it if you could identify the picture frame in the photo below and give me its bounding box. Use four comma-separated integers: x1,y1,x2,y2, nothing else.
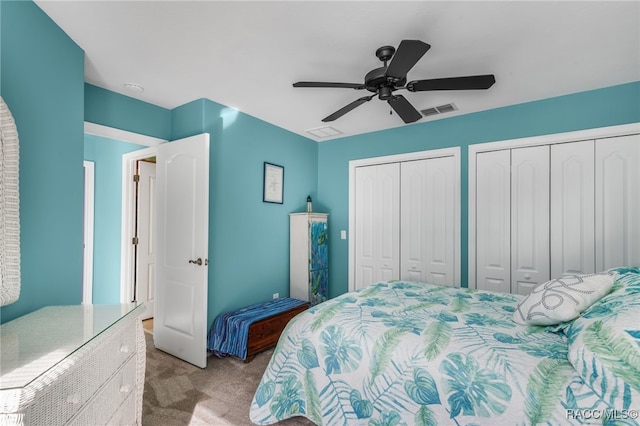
263,162,284,204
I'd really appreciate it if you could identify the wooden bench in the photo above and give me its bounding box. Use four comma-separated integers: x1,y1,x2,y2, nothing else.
245,302,309,362
208,298,310,362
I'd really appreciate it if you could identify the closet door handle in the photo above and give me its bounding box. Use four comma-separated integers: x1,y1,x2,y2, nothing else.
189,258,203,266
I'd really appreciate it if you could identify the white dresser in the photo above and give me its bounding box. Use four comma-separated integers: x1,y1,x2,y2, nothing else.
0,303,146,425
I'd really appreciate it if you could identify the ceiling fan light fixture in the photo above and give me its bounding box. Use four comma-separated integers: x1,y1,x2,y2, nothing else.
378,86,393,100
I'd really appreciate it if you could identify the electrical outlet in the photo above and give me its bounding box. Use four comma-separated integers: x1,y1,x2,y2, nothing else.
273,293,279,299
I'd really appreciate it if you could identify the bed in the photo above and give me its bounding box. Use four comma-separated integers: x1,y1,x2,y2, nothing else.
250,267,640,425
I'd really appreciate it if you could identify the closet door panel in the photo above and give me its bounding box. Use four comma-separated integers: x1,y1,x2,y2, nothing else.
401,157,456,285
511,146,550,294
379,166,400,281
425,156,456,285
476,150,511,293
355,166,376,290
354,163,400,289
400,160,425,283
550,140,595,277
595,134,640,270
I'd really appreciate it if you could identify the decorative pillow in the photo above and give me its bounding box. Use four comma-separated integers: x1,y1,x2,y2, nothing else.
564,269,640,410
512,271,616,326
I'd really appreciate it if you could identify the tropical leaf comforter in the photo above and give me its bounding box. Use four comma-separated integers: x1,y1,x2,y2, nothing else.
250,278,640,425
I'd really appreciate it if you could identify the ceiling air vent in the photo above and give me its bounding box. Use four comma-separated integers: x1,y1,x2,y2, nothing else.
306,125,343,139
421,107,439,117
421,103,457,117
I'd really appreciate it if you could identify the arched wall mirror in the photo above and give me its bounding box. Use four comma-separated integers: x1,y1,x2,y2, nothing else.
0,96,21,307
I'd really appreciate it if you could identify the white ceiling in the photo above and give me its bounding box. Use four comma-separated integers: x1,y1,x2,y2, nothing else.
35,1,640,141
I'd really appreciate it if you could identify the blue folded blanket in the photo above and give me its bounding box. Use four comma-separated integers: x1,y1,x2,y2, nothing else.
207,297,307,359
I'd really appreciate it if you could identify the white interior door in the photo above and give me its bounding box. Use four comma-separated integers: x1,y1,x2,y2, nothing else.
400,156,456,285
511,146,550,295
475,150,511,293
551,140,595,277
154,133,209,368
136,160,156,321
595,134,640,270
400,160,426,283
354,163,400,289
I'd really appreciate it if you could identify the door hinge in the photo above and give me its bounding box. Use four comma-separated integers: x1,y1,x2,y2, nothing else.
133,174,140,183
132,237,139,245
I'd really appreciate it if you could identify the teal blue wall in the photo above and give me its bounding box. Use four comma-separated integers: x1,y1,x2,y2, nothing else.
171,99,318,326
85,83,171,140
0,1,85,323
84,135,146,303
318,81,640,298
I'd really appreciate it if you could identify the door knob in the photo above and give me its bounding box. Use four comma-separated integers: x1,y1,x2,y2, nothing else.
189,258,203,266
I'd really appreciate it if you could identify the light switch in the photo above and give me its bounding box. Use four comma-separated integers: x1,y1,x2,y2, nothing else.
340,230,347,240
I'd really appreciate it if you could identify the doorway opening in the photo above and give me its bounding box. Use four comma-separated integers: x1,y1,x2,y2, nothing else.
121,146,158,319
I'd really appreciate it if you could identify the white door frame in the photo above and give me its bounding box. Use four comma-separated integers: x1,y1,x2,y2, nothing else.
468,122,640,289
83,122,167,303
348,147,461,292
83,160,95,305
121,146,159,303
135,160,157,320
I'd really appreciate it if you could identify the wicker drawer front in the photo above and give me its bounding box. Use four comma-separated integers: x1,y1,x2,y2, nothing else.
115,322,137,365
106,391,136,426
68,356,137,426
27,317,136,426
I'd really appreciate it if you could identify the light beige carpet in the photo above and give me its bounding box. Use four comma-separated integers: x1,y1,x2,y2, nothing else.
142,330,315,426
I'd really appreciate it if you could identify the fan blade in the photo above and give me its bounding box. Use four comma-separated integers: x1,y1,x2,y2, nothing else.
388,95,422,123
407,74,496,91
293,81,365,89
322,95,375,122
385,40,431,79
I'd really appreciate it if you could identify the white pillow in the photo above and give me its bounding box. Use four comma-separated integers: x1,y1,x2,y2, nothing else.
512,271,616,326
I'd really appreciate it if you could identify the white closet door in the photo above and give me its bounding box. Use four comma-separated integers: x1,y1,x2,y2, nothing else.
511,146,550,295
354,163,400,289
476,150,511,293
595,134,640,270
550,141,595,277
400,157,456,285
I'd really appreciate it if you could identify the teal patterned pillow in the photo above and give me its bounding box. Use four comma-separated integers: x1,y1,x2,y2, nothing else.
565,268,640,411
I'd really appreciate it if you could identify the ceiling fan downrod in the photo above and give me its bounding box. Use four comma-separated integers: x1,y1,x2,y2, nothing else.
375,45,396,66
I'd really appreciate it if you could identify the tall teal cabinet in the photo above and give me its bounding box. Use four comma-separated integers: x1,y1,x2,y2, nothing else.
290,213,329,305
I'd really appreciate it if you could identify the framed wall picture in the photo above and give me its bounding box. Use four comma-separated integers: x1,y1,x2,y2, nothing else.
263,162,284,204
